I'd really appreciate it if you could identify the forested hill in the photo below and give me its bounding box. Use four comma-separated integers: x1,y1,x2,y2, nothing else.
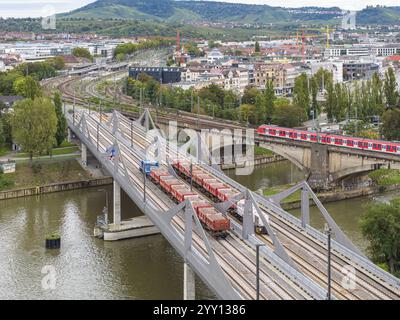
61,1,400,25
61,0,343,23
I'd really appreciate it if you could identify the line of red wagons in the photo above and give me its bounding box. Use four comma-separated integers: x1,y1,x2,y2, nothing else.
257,125,400,154
148,164,233,238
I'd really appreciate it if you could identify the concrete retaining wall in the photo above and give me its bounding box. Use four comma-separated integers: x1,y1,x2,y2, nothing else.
0,177,113,200
221,154,285,169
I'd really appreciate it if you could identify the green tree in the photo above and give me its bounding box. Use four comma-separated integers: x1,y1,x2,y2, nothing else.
47,56,66,70
0,120,5,147
384,67,399,108
264,80,275,123
13,76,42,100
360,199,400,275
254,41,260,53
293,73,310,117
11,97,58,162
0,113,12,145
381,108,400,140
115,53,125,61
242,86,259,105
272,103,306,127
53,92,67,147
72,47,93,62
310,76,319,117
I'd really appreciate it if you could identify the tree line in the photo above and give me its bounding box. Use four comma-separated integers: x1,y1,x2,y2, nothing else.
114,39,174,61
0,57,65,98
125,66,400,139
125,73,306,127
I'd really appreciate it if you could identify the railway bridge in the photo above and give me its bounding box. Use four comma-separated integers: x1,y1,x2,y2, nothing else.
52,73,399,191
65,107,400,300
127,110,400,190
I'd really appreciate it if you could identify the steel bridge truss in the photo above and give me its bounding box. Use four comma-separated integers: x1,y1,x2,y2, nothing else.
68,108,400,299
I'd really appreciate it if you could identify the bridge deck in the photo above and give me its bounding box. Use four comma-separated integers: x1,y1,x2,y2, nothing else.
68,108,400,300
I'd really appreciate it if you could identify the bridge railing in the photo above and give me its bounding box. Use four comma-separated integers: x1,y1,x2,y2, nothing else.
67,110,244,299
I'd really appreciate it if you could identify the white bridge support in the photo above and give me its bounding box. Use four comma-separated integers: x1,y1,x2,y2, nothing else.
184,262,195,300
113,180,121,227
81,142,87,167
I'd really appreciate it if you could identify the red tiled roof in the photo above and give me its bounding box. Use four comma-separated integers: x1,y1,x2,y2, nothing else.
387,56,400,61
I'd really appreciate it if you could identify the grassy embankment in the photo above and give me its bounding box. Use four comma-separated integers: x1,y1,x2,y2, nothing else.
368,169,400,186
0,159,91,192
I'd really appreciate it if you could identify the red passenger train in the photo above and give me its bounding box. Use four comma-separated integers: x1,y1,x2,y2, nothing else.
257,125,400,155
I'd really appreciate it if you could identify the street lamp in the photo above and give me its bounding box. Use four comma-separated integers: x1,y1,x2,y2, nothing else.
255,243,265,300
324,223,332,300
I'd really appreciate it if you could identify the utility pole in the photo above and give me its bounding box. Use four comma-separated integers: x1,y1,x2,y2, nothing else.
255,244,265,300
130,121,133,148
197,96,200,130
355,105,358,135
190,161,193,191
143,169,147,203
324,224,332,300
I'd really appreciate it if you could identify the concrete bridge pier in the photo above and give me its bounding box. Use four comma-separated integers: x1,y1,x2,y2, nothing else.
113,180,121,228
81,143,87,167
308,143,329,190
183,262,195,300
67,128,72,143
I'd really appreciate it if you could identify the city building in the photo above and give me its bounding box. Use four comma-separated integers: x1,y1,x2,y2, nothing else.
207,49,224,64
311,61,344,83
129,67,183,84
343,61,379,81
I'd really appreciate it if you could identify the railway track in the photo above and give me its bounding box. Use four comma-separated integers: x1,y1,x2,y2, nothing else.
109,111,400,300
79,110,316,300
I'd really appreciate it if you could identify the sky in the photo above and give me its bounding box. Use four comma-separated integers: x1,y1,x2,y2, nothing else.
0,0,399,18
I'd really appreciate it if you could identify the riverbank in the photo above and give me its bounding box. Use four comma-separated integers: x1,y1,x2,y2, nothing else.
268,183,400,210
221,153,285,169
0,176,113,200
0,159,93,192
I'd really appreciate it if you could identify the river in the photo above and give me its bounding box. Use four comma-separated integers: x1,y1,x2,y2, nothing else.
1,160,398,299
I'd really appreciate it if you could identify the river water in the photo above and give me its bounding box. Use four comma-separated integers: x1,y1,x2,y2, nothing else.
1,160,398,299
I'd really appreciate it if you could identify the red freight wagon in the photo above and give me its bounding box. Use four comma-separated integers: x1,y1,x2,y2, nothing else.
216,188,235,202
150,169,170,184
206,182,229,196
193,173,212,185
218,189,239,202
177,161,191,173
179,164,192,176
170,184,187,199
205,213,230,232
191,169,204,177
191,201,212,215
160,177,181,193
175,189,198,203
197,207,217,224
202,178,218,191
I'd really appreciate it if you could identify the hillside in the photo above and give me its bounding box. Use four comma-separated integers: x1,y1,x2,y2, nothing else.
356,5,400,24
61,0,344,24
